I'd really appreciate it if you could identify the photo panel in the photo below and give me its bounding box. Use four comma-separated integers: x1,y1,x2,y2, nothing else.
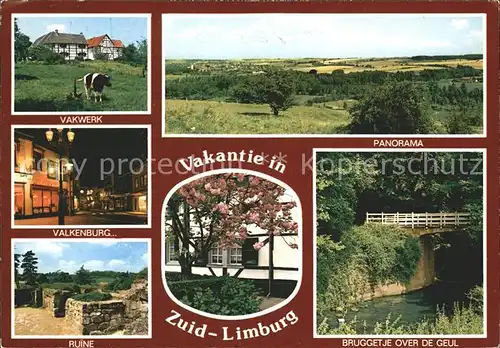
163,13,486,137
12,125,151,228
12,14,151,115
161,169,302,319
313,149,486,337
11,238,151,338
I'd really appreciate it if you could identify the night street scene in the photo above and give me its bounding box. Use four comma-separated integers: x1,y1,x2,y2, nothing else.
14,127,148,226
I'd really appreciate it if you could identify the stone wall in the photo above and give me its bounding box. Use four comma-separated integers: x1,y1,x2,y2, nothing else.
43,288,57,315
65,299,126,335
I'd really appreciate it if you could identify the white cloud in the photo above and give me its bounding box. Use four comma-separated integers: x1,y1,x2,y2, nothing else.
58,260,78,273
46,24,65,33
83,240,119,247
451,19,469,30
83,260,105,270
107,259,126,268
141,253,149,265
17,241,70,258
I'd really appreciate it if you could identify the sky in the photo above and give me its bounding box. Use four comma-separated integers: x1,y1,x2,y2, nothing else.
16,16,148,46
163,14,484,59
13,240,149,274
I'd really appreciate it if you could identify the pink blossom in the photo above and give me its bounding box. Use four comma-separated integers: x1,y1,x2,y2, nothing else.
214,203,229,214
253,241,265,250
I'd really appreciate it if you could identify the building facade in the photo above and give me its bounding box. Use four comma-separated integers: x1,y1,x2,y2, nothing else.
31,31,124,61
31,30,88,61
14,132,70,219
131,161,148,213
87,34,124,61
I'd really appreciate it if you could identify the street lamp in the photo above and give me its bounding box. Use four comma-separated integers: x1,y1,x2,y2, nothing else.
45,128,75,225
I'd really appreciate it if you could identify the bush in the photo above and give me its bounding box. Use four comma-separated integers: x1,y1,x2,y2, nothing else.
316,304,483,335
135,267,148,280
349,82,432,134
27,45,65,64
170,276,262,316
104,273,134,291
72,291,112,302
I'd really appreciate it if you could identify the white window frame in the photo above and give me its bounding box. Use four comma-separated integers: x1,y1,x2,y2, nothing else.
208,245,243,268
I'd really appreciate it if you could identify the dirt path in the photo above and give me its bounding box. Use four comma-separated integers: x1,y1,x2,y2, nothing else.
15,307,80,336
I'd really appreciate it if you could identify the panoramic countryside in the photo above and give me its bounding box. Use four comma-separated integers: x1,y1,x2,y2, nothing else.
164,14,484,135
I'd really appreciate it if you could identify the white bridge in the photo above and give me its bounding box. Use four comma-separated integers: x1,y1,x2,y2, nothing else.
366,212,470,231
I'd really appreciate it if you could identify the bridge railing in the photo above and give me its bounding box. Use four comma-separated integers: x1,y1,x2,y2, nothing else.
365,212,470,229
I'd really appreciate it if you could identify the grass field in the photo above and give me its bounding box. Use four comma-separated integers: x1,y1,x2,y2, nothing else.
165,99,350,134
14,61,148,112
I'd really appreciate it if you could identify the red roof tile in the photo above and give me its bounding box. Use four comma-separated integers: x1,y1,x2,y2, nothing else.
87,35,106,48
112,39,124,48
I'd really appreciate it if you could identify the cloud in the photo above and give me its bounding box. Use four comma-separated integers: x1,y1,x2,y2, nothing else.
83,260,105,270
107,259,126,269
83,240,119,247
46,24,65,33
141,252,149,265
58,260,78,273
451,19,469,30
16,241,70,258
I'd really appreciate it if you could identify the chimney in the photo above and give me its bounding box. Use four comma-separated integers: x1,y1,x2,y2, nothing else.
54,29,59,34
80,32,83,35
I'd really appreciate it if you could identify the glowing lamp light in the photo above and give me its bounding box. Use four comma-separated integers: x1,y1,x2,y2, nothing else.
45,129,54,142
67,129,75,143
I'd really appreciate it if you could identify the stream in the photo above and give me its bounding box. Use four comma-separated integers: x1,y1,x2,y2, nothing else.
326,282,476,332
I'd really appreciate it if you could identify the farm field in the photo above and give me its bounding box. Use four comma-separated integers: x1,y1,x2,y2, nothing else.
14,61,148,112
165,99,350,134
165,56,484,135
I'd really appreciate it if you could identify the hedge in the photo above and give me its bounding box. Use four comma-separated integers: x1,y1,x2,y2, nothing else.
72,292,112,302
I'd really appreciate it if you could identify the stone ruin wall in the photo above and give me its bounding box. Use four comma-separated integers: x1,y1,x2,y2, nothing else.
65,299,126,335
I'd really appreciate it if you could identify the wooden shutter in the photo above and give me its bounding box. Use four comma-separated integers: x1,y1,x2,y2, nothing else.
242,237,259,266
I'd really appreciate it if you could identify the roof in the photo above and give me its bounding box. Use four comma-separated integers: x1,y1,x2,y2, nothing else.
87,34,124,48
112,39,124,48
87,34,107,48
32,31,87,46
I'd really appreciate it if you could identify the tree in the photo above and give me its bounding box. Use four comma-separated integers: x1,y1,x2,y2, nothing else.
14,253,21,289
27,45,65,64
20,250,38,286
14,19,31,62
166,173,298,275
75,265,93,285
349,82,432,134
230,73,295,117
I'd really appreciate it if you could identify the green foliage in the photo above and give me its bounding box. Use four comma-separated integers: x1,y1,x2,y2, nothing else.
349,82,432,134
27,45,65,64
74,265,93,285
116,39,147,66
72,292,112,302
170,276,262,316
14,19,31,62
316,225,422,316
317,304,483,335
135,267,148,280
104,273,134,291
21,250,39,286
464,201,483,246
466,286,483,314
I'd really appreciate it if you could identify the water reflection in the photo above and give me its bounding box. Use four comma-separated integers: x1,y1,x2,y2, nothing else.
327,282,476,332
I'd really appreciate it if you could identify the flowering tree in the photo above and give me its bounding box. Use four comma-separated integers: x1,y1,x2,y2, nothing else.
165,173,299,275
